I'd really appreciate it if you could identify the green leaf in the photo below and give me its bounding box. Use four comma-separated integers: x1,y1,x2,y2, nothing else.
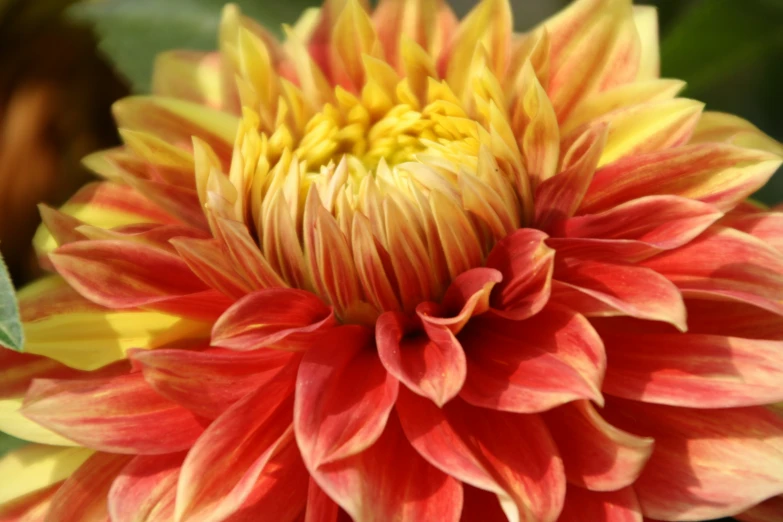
660,0,783,96
68,0,318,93
0,432,27,459
0,253,23,352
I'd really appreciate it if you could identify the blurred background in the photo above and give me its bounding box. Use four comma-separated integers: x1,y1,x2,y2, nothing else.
0,1,780,519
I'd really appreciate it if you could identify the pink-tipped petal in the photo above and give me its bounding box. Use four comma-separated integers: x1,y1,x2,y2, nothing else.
397,390,566,522
22,372,205,454
295,325,399,469
541,401,653,491
459,307,605,413
108,452,185,522
212,288,336,351
604,399,783,521
311,412,462,522
485,229,555,320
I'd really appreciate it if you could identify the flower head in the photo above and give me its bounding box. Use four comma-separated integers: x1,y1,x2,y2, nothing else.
2,0,783,521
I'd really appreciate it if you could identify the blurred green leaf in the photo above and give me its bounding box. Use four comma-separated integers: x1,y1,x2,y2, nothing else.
0,432,27,458
660,0,783,96
68,0,316,93
0,253,23,351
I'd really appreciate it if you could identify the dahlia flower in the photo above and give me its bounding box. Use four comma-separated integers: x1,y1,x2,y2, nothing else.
2,0,783,520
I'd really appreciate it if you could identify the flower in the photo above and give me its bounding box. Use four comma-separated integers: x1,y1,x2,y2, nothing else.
2,0,783,520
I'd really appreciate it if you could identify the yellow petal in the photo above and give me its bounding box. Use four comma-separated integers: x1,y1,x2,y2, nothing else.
0,445,92,505
151,50,224,109
690,111,783,157
633,6,660,80
0,398,78,447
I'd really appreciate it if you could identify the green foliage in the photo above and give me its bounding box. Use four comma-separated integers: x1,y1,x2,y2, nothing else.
0,253,23,352
68,0,318,93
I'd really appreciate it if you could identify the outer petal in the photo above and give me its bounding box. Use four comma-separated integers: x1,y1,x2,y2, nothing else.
46,452,133,522
604,399,783,521
49,240,208,309
295,326,399,468
598,326,783,408
22,372,205,454
633,6,659,81
397,390,566,522
720,211,783,256
557,486,643,522
108,452,185,522
312,412,462,522
459,308,605,413
0,483,60,522
484,229,554,320
152,51,224,109
131,346,297,419
0,445,92,505
642,226,783,315
552,258,687,330
541,401,653,491
685,297,783,340
212,288,336,351
175,376,306,522
690,111,783,157
303,478,339,522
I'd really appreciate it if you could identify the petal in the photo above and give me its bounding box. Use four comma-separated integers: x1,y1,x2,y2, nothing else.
541,401,653,491
421,267,502,334
175,377,307,522
460,485,508,522
598,326,783,408
397,390,565,522
563,195,723,250
684,297,783,340
171,236,251,299
552,258,687,331
580,143,782,214
214,217,286,290
736,495,783,522
604,399,783,521
46,453,133,522
295,325,398,468
22,372,205,454
633,6,659,81
108,452,185,522
0,349,84,400
557,486,643,522
212,288,336,351
0,397,79,446
0,482,60,522
152,51,224,110
376,311,466,407
131,346,298,419
49,240,207,309
0,445,92,505
484,229,554,320
312,411,462,522
690,111,783,157
642,226,783,315
721,211,783,256
303,478,339,522
459,307,605,413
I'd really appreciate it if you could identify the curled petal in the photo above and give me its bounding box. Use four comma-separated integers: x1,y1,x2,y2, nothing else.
46,452,133,522
557,486,643,522
604,399,783,521
212,288,336,351
460,307,605,413
485,229,554,320
541,401,653,491
108,452,185,522
295,325,399,469
397,390,565,522
22,372,205,454
311,412,462,522
422,267,503,334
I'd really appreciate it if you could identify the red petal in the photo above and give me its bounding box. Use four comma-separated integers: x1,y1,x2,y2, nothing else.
376,311,466,407
49,240,207,308
541,401,653,491
604,399,783,521
0,349,85,399
176,375,307,522
459,308,605,413
22,372,205,454
212,288,336,351
0,483,60,522
295,325,398,468
108,452,185,522
397,390,566,522
736,495,783,522
130,346,298,419
171,236,251,299
721,210,783,255
47,453,133,522
422,267,502,334
312,411,462,522
459,484,508,522
685,297,783,340
557,486,643,522
214,217,286,290
146,288,233,322
580,143,781,214
563,195,722,250
598,327,783,408
552,258,687,330
303,478,339,522
485,229,554,320
642,226,783,315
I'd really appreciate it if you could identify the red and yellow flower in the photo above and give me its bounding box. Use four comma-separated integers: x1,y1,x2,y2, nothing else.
2,0,783,520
